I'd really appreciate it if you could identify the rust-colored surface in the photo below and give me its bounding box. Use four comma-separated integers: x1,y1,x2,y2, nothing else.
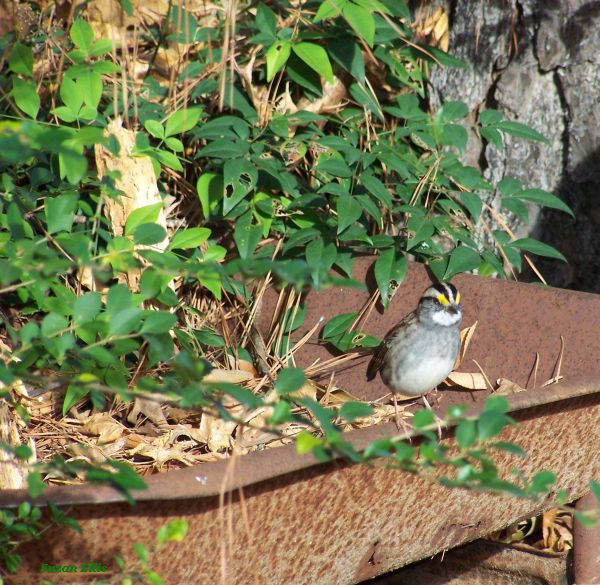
369,540,569,585
9,390,600,585
257,258,600,404
4,262,600,585
573,491,600,584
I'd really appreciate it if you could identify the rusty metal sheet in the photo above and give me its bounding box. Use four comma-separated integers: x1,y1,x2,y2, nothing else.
9,390,600,585
370,540,569,585
4,263,600,584
573,491,600,584
257,258,600,403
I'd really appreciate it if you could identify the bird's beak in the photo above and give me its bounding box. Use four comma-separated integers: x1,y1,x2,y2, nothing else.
447,305,459,315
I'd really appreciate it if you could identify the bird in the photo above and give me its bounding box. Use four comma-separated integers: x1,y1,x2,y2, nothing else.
366,282,462,434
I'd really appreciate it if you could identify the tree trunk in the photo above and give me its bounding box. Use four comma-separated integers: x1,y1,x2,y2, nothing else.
425,0,600,291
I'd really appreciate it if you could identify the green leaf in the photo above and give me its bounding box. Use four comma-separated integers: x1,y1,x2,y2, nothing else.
322,312,357,339
58,143,88,185
363,438,393,459
477,410,510,441
492,441,527,457
460,192,483,220
255,3,277,39
197,173,223,219
292,42,334,83
513,189,573,217
234,212,263,259
269,400,292,424
217,383,264,409
266,41,292,82
62,384,89,416
92,60,121,74
301,397,338,436
41,313,68,337
133,223,167,245
480,109,503,125
393,440,415,462
527,470,556,494
169,227,211,250
12,78,40,119
343,2,375,47
374,249,406,308
412,408,434,430
495,120,548,144
73,292,102,325
164,136,184,151
444,245,481,279
328,38,365,83
144,119,165,139
14,445,33,460
106,285,133,317
59,75,83,112
275,367,307,395
480,127,503,151
109,307,144,336
141,311,177,335
78,69,103,109
155,149,183,171
483,395,509,414
509,238,567,262
438,101,469,122
339,401,374,422
90,39,113,57
70,19,94,55
9,42,34,76
197,140,249,159
317,158,353,177
455,419,477,449
165,107,202,136
336,194,363,234
27,472,47,498
157,519,188,546
125,203,163,235
295,431,323,455
45,192,79,234
314,0,344,22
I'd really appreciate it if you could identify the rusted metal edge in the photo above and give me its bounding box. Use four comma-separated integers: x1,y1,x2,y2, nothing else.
1,373,599,508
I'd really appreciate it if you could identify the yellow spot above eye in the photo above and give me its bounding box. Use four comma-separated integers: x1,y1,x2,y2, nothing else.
455,292,461,304
437,294,450,305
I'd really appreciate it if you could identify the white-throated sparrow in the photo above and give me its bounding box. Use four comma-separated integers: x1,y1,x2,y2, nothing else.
367,282,462,432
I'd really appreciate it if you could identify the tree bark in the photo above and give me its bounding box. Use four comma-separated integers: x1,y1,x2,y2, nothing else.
425,0,600,291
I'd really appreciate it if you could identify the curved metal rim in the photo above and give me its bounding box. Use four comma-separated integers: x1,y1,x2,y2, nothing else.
1,374,599,508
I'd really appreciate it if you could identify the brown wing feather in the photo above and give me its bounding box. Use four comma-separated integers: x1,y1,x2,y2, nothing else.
366,311,417,381
366,342,387,380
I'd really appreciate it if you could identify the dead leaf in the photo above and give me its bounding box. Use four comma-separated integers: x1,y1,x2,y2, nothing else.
288,379,317,401
351,403,409,428
414,6,449,51
203,369,254,384
199,395,243,452
446,371,488,390
128,396,169,429
542,508,573,552
456,320,478,368
128,440,196,468
495,378,527,395
322,387,362,406
80,413,126,444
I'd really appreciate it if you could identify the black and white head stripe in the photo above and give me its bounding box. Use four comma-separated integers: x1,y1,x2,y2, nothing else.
422,282,461,306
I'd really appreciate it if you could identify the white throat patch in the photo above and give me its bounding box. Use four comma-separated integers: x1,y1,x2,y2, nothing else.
431,309,461,326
